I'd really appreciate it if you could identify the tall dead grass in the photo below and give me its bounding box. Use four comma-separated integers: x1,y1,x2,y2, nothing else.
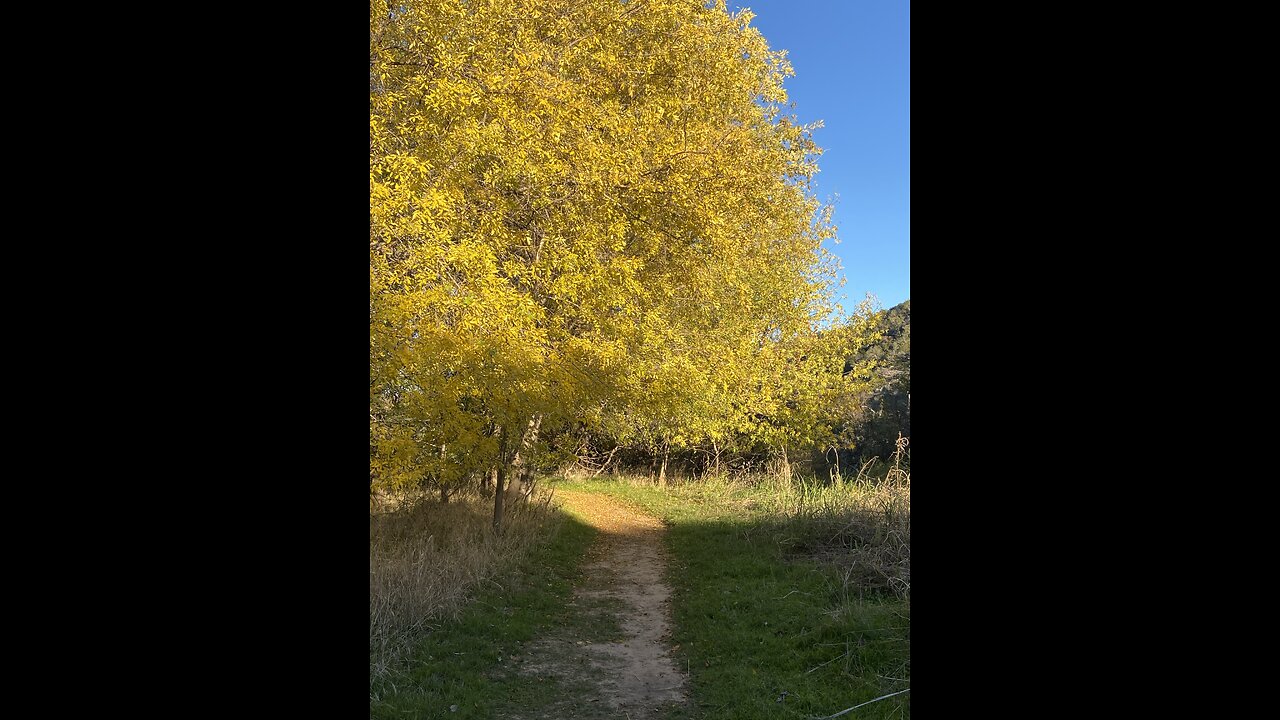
783,436,910,600
369,486,560,682
565,435,911,601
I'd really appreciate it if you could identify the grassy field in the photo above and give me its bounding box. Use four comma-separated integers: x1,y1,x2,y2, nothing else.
369,464,910,719
553,471,911,719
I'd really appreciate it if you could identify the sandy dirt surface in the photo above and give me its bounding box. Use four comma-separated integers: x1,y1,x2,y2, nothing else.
502,489,689,719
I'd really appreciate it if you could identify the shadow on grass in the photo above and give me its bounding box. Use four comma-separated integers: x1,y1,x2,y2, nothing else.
551,479,911,719
659,518,909,719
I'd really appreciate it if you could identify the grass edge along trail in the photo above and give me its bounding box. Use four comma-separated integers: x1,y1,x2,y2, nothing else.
370,504,598,720
555,475,910,720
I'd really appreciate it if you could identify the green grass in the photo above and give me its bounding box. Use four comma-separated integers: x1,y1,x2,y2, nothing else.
554,475,911,719
369,472,909,719
370,508,603,719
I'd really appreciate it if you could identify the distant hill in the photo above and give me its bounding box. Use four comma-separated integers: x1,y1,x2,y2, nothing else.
841,300,910,464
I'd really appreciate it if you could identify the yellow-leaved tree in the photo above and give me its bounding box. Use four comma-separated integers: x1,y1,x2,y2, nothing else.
370,0,875,527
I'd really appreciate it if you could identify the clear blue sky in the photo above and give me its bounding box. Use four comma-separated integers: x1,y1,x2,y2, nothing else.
734,0,910,313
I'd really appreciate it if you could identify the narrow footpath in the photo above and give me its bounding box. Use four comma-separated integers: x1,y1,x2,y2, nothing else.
500,489,689,719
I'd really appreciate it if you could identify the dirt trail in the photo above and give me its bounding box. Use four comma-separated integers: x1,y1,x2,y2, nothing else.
504,489,688,719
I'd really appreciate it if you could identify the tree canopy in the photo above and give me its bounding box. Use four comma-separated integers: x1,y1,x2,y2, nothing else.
370,0,879,504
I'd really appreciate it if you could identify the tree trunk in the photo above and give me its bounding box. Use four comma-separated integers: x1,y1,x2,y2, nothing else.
436,443,449,502
712,439,721,476
509,414,542,503
658,439,669,487
492,424,507,534
493,465,506,534
779,444,791,482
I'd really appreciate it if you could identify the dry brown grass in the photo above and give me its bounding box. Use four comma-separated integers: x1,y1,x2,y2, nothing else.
561,435,911,601
790,438,910,601
369,485,560,682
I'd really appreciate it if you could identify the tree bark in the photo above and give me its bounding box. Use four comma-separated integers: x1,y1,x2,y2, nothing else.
492,424,507,534
492,465,506,534
590,446,619,478
658,439,669,487
437,444,450,503
509,414,542,502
